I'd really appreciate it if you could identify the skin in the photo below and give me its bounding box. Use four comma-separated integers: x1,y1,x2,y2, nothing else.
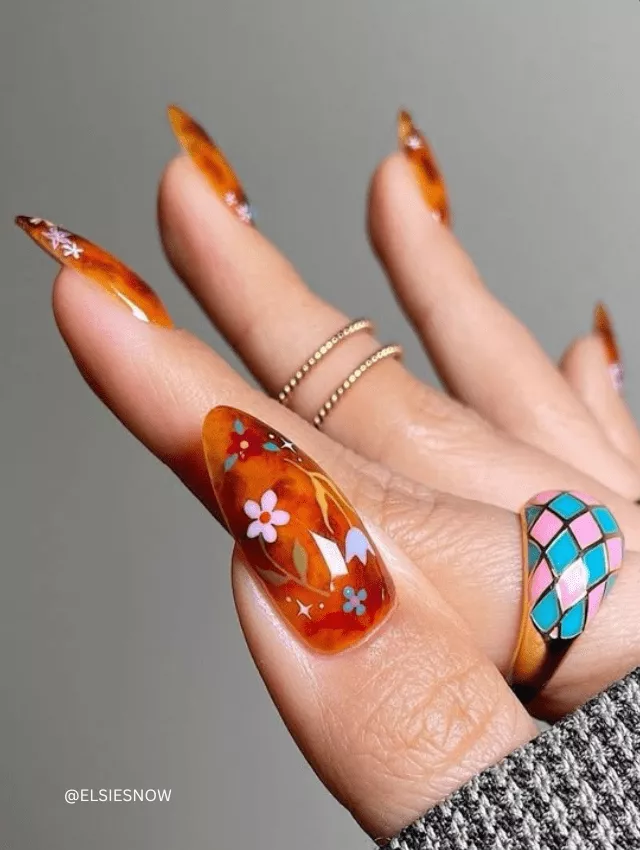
30,137,640,838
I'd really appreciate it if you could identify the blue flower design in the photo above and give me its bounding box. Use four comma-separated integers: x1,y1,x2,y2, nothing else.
342,586,367,616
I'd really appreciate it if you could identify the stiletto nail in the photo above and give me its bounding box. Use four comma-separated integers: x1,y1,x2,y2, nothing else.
167,105,253,225
15,217,173,328
202,406,395,653
594,302,623,392
398,109,450,226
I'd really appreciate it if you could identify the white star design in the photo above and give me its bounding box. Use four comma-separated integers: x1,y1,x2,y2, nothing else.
406,134,423,150
281,440,295,452
43,226,71,250
296,600,313,619
62,241,84,260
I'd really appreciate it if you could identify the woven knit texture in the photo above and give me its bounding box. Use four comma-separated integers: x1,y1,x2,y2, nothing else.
384,668,640,850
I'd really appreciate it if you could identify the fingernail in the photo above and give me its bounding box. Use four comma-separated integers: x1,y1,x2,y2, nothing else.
398,109,450,226
594,302,623,392
167,105,253,225
15,216,173,328
202,406,395,652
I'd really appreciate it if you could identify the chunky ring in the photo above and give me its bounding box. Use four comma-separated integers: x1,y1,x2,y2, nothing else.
510,490,624,702
277,318,374,405
313,344,403,428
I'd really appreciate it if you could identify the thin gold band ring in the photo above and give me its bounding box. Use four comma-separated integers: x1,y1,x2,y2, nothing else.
313,344,403,429
277,318,374,405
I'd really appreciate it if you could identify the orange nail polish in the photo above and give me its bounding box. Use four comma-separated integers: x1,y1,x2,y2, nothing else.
167,105,253,225
16,217,173,328
594,302,623,392
202,406,395,653
398,109,450,227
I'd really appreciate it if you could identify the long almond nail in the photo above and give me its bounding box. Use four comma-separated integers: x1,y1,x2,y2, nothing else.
398,109,450,226
167,105,253,225
16,217,173,328
594,302,623,392
202,406,395,652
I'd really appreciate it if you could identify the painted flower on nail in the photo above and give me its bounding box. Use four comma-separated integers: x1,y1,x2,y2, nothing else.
224,419,281,470
43,226,71,249
345,527,374,564
342,586,368,615
244,490,290,543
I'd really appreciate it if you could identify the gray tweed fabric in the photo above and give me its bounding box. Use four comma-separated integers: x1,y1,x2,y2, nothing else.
384,668,640,850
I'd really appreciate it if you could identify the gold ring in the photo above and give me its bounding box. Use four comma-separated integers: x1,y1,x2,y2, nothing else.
277,318,374,405
313,344,403,429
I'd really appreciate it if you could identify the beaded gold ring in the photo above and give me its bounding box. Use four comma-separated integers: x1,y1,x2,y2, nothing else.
277,319,374,405
313,344,403,429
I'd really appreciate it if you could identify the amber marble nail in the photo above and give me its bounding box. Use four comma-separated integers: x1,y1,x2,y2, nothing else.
398,109,450,226
594,302,623,392
202,406,395,653
167,105,253,225
16,217,173,328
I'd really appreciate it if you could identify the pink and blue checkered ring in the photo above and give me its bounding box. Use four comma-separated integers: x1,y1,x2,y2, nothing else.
523,491,624,641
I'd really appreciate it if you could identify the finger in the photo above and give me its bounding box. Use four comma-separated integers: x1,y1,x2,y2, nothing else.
22,213,640,552
368,125,640,496
27,239,640,730
158,112,640,506
42,245,640,702
560,305,640,468
230,533,535,838
44,259,523,668
160,109,485,472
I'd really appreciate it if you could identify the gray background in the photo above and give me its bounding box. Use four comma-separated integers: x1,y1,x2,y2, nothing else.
2,1,640,848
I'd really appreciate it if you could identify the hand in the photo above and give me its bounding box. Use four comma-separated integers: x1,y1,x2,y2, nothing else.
16,107,640,838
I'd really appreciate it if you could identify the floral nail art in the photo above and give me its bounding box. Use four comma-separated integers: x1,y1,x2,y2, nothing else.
398,109,450,226
202,406,395,653
15,216,173,328
167,105,253,225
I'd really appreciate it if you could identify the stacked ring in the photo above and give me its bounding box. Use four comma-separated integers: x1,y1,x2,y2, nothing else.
511,490,624,702
276,318,402,429
277,319,374,404
313,344,403,429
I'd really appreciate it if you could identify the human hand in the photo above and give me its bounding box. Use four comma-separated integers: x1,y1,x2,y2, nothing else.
15,106,640,837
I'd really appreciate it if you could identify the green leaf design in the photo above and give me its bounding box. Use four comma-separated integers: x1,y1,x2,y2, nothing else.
233,419,245,434
255,566,289,587
262,441,280,452
292,539,308,581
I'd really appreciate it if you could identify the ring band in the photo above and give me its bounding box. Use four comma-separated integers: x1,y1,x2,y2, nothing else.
313,344,403,429
277,318,374,404
510,490,624,702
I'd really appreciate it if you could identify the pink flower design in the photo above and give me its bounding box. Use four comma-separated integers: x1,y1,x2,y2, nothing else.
244,490,290,543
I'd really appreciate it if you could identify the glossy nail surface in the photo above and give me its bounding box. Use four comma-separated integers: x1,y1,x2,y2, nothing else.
202,406,394,652
594,302,623,392
398,109,450,226
16,217,173,328
167,105,253,224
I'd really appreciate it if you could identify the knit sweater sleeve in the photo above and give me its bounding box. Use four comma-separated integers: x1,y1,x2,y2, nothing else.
383,668,640,850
